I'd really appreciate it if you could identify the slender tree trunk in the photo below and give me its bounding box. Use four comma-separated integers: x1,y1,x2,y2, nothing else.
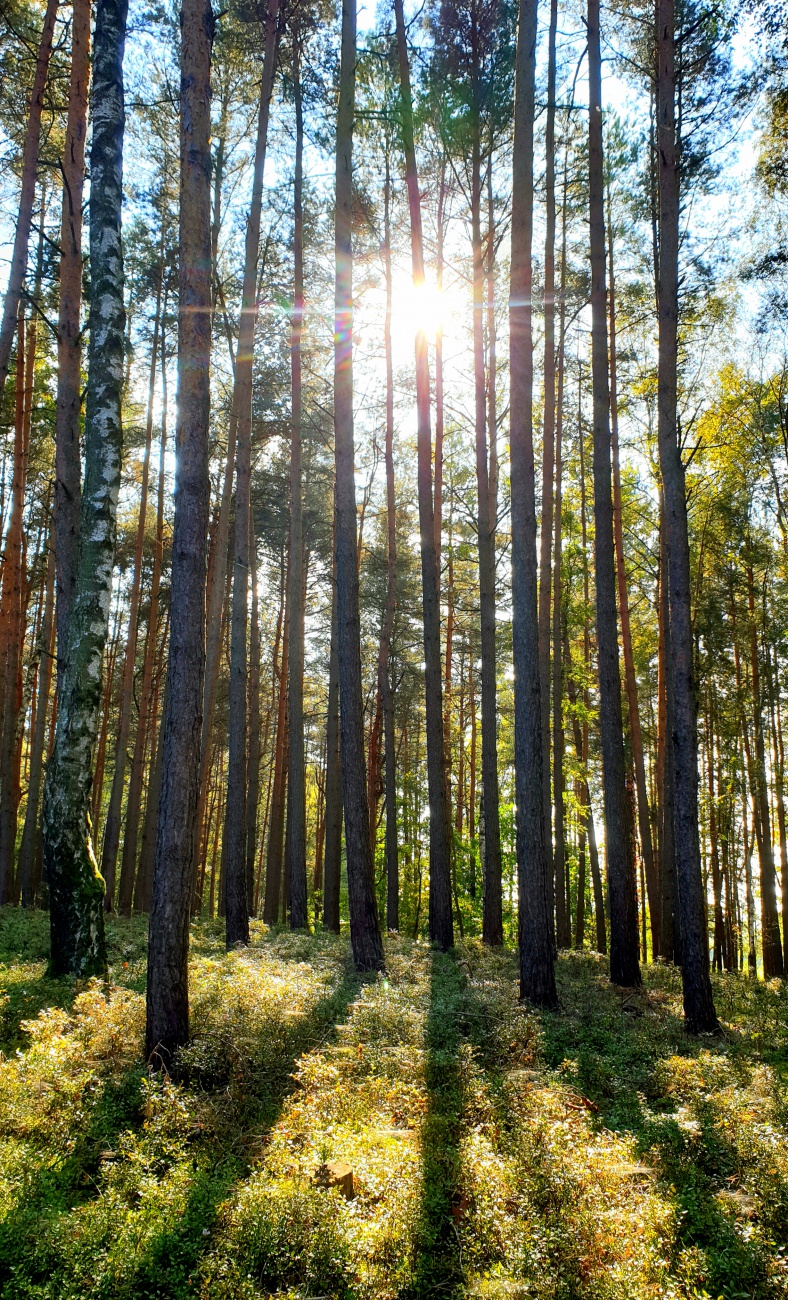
0,309,30,901
146,0,214,1062
769,645,788,959
510,0,556,1007
394,0,453,950
246,510,262,915
656,0,717,1028
42,0,128,978
381,140,399,933
55,0,90,673
263,549,289,924
608,201,660,959
746,562,783,975
434,161,446,557
333,0,384,970
741,757,757,974
322,547,342,931
552,324,567,946
538,0,558,927
575,789,586,949
657,503,677,961
486,150,498,533
118,330,169,915
707,697,725,971
472,110,503,947
0,0,59,403
136,651,164,913
225,0,281,948
588,0,640,988
288,36,308,929
18,522,55,904
101,268,163,907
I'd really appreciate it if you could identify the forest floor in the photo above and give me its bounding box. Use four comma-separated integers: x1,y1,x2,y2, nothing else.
0,913,787,1299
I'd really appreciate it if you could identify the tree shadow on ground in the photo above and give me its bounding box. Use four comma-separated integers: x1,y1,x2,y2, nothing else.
0,926,361,1299
401,949,465,1299
540,955,777,1298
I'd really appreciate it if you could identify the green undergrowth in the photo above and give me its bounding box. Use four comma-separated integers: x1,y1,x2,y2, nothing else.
0,911,787,1298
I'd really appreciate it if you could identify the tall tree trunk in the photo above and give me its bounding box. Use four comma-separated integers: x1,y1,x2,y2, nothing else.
263,550,289,925
0,0,59,402
381,138,399,932
101,268,163,907
608,201,660,959
588,0,640,988
656,0,718,1028
768,643,788,960
741,753,757,975
288,35,308,929
55,0,90,673
537,0,558,932
394,0,453,950
246,510,262,915
118,329,169,915
552,320,567,946
707,696,726,971
18,521,56,904
510,0,556,1007
0,308,30,901
225,0,281,948
134,644,163,912
657,502,677,961
146,0,214,1062
333,0,384,970
747,562,783,975
42,0,128,977
322,547,342,931
434,160,446,557
486,150,498,532
472,106,503,947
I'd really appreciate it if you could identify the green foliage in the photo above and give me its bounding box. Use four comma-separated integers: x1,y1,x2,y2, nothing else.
1,915,788,1297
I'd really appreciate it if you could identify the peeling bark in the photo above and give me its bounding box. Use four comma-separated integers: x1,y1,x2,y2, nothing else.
42,0,129,978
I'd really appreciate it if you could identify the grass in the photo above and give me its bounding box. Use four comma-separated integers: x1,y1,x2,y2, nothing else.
0,912,786,1297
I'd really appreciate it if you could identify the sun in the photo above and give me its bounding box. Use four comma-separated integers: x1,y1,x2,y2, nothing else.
389,274,449,347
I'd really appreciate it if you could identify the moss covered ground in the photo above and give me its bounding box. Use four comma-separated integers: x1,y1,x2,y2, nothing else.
0,910,786,1298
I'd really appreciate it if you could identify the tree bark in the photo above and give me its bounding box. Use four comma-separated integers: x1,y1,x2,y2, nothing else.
746,561,783,976
42,0,128,978
588,0,640,988
0,0,59,403
551,316,567,946
333,0,384,970
381,137,399,932
394,0,453,951
246,509,262,915
608,201,660,959
471,102,502,947
225,0,280,948
18,521,56,905
288,33,308,928
55,0,90,675
0,309,30,902
657,502,677,961
576,411,607,955
538,0,558,931
101,266,163,907
510,0,557,1007
119,325,169,915
263,548,289,925
146,0,214,1063
322,546,343,931
656,0,718,1028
